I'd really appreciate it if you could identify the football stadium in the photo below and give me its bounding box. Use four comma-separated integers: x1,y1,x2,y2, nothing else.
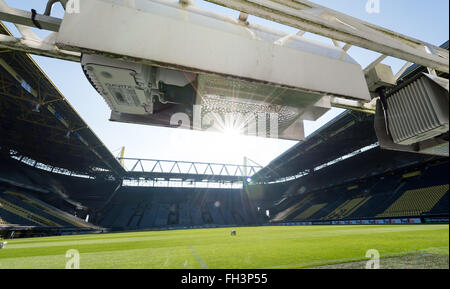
0,0,449,273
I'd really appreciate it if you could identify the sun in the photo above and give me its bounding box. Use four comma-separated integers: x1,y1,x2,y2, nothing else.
223,127,241,137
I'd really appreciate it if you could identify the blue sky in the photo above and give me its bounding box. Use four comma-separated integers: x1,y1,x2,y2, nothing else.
3,0,449,167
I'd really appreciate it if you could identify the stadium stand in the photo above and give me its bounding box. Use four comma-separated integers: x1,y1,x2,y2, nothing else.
1,111,447,233
429,191,449,215
272,194,313,222
0,21,448,237
324,196,372,220
263,156,448,222
98,187,256,229
3,191,94,228
377,185,449,217
0,196,61,227
294,203,327,220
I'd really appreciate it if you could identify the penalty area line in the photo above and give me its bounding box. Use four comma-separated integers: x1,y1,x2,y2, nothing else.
188,245,209,269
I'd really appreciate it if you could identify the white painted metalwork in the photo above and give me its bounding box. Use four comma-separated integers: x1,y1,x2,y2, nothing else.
58,0,370,102
0,0,80,61
205,0,448,73
0,0,448,114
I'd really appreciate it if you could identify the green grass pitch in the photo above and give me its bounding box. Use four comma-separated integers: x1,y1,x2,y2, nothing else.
0,225,448,269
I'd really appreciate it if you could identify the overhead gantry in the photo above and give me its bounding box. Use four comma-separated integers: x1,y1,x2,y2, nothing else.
0,0,448,155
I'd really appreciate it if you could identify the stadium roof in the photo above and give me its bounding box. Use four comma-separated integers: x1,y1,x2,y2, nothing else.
0,23,125,178
399,40,449,81
294,146,441,193
252,110,378,182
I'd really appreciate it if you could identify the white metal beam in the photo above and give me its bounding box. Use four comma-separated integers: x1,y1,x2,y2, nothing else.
0,1,61,31
395,61,412,81
0,32,81,62
1,0,447,73
364,55,387,74
204,0,449,73
0,0,79,61
330,96,377,114
272,0,448,58
0,0,447,114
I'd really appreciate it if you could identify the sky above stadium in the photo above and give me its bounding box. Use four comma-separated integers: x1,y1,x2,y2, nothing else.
3,0,449,168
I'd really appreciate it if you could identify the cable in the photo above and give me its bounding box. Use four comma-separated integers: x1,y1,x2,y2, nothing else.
44,0,68,16
377,87,390,137
30,9,42,29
